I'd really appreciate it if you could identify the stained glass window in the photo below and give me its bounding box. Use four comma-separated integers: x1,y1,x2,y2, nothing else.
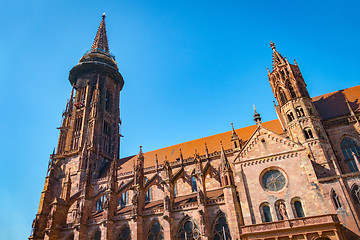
340,137,360,172
177,218,200,240
118,226,131,240
92,230,101,240
352,185,360,205
332,190,342,209
191,177,197,192
262,170,286,191
213,213,231,240
146,222,163,240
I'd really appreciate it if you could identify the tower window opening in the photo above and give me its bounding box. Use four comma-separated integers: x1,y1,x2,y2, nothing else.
296,107,305,117
105,90,112,113
331,190,342,209
279,88,287,105
289,85,297,98
287,112,295,122
71,117,83,150
304,128,313,140
234,141,238,148
103,121,112,154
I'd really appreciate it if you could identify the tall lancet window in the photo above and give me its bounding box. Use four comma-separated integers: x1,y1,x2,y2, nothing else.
278,88,287,105
212,213,231,240
289,84,297,98
352,185,360,206
146,222,164,240
191,176,197,192
331,190,342,210
145,178,152,202
340,137,360,172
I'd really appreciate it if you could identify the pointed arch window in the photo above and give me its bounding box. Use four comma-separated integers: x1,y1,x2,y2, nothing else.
174,182,177,197
146,222,164,240
278,88,287,105
118,226,131,240
340,137,360,172
260,203,272,223
177,218,200,240
213,213,231,240
191,176,197,192
352,185,360,205
96,195,106,211
331,190,342,209
289,85,297,98
92,230,101,240
119,191,128,207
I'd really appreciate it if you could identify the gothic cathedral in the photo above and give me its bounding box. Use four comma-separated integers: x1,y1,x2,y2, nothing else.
30,15,360,240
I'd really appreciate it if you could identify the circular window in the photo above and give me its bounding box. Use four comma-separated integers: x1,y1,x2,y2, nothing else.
262,169,286,191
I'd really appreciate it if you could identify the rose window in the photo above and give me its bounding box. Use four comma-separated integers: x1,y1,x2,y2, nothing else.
262,169,286,191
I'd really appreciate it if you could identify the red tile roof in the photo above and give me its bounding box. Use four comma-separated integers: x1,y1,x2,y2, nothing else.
312,85,360,120
114,85,360,174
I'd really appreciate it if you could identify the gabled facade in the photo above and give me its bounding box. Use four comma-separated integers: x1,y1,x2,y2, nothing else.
30,16,360,240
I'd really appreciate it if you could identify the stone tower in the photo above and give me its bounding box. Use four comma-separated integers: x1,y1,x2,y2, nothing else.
29,14,124,240
268,42,338,177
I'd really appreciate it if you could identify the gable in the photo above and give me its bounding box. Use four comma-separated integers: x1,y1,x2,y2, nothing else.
235,126,305,162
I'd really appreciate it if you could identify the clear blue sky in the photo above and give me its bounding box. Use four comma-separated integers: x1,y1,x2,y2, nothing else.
0,0,359,239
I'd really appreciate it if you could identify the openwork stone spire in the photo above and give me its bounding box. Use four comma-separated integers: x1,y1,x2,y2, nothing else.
92,13,109,52
270,41,286,69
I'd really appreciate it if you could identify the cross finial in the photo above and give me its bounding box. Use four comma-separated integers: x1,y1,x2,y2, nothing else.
270,41,276,51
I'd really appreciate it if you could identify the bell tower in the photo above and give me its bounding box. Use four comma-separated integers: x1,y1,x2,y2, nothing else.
57,13,124,175
268,42,337,177
30,14,124,240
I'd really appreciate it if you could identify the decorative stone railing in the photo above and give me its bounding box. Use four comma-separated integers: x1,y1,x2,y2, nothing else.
241,214,339,234
172,202,198,211
143,208,163,216
207,198,225,205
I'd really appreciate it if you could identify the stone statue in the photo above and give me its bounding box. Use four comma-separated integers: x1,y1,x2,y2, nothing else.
278,202,288,220
164,195,171,211
199,210,206,235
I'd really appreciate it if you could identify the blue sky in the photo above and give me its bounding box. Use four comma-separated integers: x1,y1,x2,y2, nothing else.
0,0,359,239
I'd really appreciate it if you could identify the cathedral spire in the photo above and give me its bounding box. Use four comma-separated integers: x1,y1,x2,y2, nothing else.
253,105,262,125
92,13,109,53
270,41,286,69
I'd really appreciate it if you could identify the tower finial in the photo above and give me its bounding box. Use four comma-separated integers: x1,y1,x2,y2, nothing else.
270,41,276,51
92,14,109,52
